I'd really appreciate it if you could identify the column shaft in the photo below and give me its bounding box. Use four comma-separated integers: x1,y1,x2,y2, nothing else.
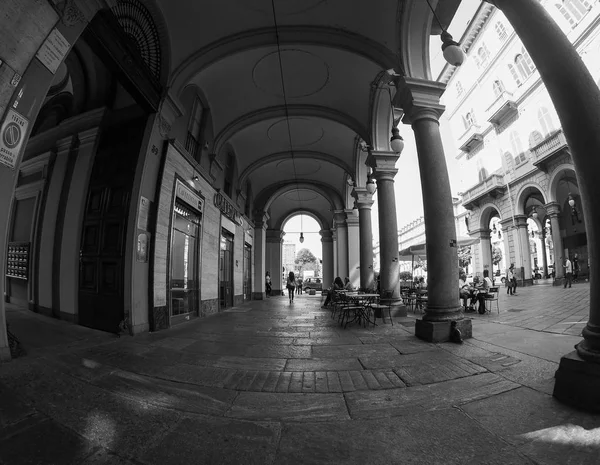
333,211,349,279
253,214,268,299
355,188,375,290
266,230,284,295
320,230,334,288
547,210,564,279
346,211,360,287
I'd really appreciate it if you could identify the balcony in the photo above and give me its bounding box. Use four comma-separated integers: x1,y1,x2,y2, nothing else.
486,91,518,126
531,129,569,172
461,174,507,210
458,124,484,153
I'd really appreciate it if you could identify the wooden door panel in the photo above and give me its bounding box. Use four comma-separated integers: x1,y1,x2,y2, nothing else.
101,221,124,255
79,259,98,292
100,260,120,295
81,222,101,255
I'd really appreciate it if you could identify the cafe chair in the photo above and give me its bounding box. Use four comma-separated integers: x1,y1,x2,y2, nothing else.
369,290,394,326
484,287,500,314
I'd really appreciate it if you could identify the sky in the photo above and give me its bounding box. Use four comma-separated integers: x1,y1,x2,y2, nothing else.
283,0,482,259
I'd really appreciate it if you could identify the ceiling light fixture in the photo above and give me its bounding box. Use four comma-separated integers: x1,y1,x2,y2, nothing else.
425,0,466,67
372,73,404,154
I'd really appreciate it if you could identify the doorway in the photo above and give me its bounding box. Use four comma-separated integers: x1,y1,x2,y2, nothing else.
219,230,234,308
169,201,200,324
243,243,252,301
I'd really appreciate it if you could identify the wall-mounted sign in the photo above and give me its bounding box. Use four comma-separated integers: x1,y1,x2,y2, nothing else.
138,196,150,231
176,180,203,212
136,233,148,263
0,109,29,169
36,28,71,75
214,192,242,225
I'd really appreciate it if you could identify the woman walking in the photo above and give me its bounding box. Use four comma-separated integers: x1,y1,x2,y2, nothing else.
286,271,296,303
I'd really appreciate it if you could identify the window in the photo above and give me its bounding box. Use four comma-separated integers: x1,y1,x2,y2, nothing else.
538,107,555,135
478,167,489,182
557,0,593,27
515,48,535,81
504,151,514,173
456,81,464,98
477,44,490,68
495,21,508,41
223,152,235,197
529,130,544,147
508,64,522,86
492,80,505,98
463,111,477,130
186,97,203,160
510,131,527,164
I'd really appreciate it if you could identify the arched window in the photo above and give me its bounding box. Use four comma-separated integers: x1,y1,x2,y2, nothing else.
538,107,555,135
515,48,535,81
477,44,490,68
508,64,521,86
463,111,476,130
478,167,489,182
504,151,515,173
492,80,505,98
495,21,508,41
557,0,593,27
186,97,204,161
510,131,527,164
529,130,544,147
456,81,464,98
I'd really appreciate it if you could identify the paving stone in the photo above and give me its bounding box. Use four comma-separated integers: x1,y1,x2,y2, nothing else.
359,370,381,390
382,370,406,388
284,358,363,372
326,372,342,393
315,372,328,393
249,371,270,391
227,392,350,421
0,383,37,429
141,415,280,465
337,371,355,392
261,371,281,392
312,344,399,359
349,371,369,390
222,370,246,390
149,337,197,350
302,372,316,393
275,372,292,393
234,371,259,391
289,372,304,393
371,371,394,389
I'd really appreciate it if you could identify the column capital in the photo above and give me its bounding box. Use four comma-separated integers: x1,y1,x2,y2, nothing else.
544,201,561,217
253,210,270,230
397,77,446,125
513,214,529,228
366,150,399,172
345,214,360,227
331,229,338,241
266,229,284,243
469,228,492,240
352,187,374,209
333,210,347,227
498,217,515,229
319,230,333,242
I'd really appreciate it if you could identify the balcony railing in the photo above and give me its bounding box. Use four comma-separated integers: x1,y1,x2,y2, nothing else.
486,91,518,126
461,174,506,210
531,129,569,170
458,123,484,153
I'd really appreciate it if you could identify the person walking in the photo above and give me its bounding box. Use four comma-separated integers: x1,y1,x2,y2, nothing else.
507,264,515,295
265,272,271,297
573,253,579,282
296,276,303,295
563,257,573,288
286,271,296,303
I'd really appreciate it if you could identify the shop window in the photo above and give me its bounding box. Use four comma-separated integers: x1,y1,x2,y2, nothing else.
186,97,203,161
538,107,555,135
495,21,508,41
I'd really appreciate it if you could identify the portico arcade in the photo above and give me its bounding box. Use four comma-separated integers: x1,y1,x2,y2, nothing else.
1,0,600,411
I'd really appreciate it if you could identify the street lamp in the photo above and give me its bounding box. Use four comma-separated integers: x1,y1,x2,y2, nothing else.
425,0,466,67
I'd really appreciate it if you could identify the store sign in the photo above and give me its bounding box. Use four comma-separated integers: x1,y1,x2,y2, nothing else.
36,28,71,74
176,180,203,212
214,192,242,225
0,109,29,169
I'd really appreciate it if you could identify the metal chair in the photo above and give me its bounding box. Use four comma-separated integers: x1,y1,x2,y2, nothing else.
484,287,500,314
368,290,394,326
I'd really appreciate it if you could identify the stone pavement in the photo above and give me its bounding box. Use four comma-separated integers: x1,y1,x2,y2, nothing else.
1,284,599,465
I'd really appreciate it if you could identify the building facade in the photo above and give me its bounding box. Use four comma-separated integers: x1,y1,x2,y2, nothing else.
439,0,597,285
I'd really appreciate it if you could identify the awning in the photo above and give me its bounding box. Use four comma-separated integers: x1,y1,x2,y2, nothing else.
398,236,480,262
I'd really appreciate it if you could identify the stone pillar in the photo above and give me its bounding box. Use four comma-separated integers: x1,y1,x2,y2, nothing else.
472,228,492,278
514,215,533,285
366,151,400,298
333,210,349,280
546,202,564,279
253,212,269,299
346,209,360,287
332,229,338,278
266,230,284,296
540,227,549,279
488,0,600,409
320,230,334,288
354,187,375,290
400,88,468,341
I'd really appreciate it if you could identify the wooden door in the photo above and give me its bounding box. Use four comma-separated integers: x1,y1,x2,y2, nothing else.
78,118,144,332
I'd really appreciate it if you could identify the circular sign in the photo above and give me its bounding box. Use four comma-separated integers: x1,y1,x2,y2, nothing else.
3,122,21,149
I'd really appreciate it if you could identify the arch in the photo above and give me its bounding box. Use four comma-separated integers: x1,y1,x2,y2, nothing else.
400,0,434,80
547,163,577,203
238,151,354,186
370,76,397,152
255,180,345,212
169,26,398,97
213,105,370,154
514,182,548,215
478,202,504,231
276,209,330,231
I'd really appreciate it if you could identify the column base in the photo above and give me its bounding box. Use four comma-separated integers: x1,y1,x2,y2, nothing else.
253,292,266,300
415,318,472,343
390,302,407,318
0,346,11,362
553,350,600,412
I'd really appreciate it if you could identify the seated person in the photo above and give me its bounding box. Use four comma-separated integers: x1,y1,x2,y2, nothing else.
322,276,344,307
476,270,494,314
343,277,354,291
418,277,427,290
459,273,477,311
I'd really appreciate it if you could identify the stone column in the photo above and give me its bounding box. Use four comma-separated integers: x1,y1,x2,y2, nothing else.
354,187,375,290
331,229,338,278
253,212,269,299
399,83,468,341
546,202,564,279
320,230,334,288
366,151,400,298
346,209,360,287
514,215,533,285
471,228,492,278
540,227,549,279
333,210,349,280
266,230,284,296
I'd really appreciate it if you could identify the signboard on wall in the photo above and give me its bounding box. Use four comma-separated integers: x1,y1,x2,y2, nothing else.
214,192,242,225
0,109,29,169
138,196,150,231
176,180,203,212
36,28,71,74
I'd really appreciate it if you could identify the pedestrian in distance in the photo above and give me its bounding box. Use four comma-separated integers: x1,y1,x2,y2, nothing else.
265,272,271,297
286,271,296,303
563,256,573,288
507,264,515,295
